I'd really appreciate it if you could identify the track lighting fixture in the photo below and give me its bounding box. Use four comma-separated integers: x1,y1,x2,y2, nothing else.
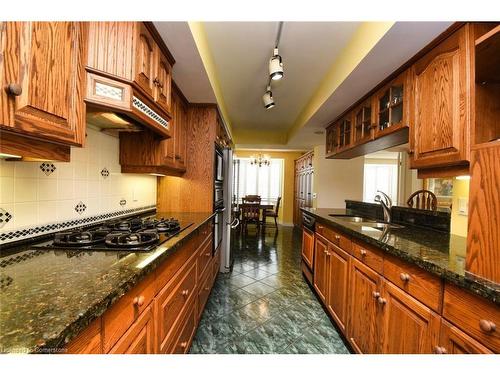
262,85,275,109
269,48,283,81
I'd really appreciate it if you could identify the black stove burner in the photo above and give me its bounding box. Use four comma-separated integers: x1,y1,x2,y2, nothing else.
143,217,180,232
53,229,108,246
105,231,159,248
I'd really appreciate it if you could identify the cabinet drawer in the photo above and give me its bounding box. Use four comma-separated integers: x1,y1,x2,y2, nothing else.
197,235,213,282
155,235,196,293
198,266,213,320
157,258,197,353
351,240,383,274
168,300,197,354
102,272,156,352
316,224,352,252
443,284,500,352
195,221,213,249
384,255,442,312
65,319,102,354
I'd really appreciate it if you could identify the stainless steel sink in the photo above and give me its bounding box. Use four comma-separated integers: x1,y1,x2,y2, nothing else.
328,215,377,223
329,214,404,229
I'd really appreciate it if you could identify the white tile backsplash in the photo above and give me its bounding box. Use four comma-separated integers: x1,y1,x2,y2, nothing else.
0,127,157,233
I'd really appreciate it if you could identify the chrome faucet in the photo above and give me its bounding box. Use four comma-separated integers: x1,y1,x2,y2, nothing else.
374,190,392,223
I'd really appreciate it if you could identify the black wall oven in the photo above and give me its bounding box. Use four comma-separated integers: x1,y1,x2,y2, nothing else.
213,144,225,255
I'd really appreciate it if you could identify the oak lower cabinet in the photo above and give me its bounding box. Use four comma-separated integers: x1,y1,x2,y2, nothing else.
326,243,350,334
0,22,87,160
109,305,155,354
437,319,493,354
301,228,314,270
313,235,329,303
347,258,383,354
379,280,440,353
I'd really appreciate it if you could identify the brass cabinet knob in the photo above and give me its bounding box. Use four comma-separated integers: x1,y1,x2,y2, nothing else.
133,295,145,307
479,319,496,333
334,235,341,240
6,83,22,96
180,341,188,349
377,297,387,305
434,346,447,354
360,249,367,256
181,289,189,297
400,273,411,283
372,291,380,299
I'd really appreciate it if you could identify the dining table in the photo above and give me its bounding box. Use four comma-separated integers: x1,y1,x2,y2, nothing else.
234,199,276,225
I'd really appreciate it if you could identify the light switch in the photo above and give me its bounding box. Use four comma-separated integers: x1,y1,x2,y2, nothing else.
458,197,468,216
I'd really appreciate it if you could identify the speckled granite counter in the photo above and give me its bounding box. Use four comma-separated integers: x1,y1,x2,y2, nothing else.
301,207,500,305
0,211,214,353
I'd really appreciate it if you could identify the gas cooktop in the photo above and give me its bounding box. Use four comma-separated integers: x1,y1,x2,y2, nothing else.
32,215,193,252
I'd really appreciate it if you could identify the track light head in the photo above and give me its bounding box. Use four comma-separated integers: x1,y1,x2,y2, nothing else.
262,85,275,109
269,48,283,81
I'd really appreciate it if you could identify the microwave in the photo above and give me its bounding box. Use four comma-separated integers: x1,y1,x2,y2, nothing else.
215,147,224,183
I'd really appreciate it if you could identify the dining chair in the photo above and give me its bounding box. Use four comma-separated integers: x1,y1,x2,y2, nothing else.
407,189,437,211
241,202,261,232
263,197,281,229
243,195,261,203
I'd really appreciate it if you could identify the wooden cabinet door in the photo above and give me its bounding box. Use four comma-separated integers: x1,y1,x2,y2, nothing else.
326,243,350,334
380,281,440,354
438,319,493,354
313,235,329,303
347,258,382,353
134,23,156,98
0,22,86,146
154,50,172,114
109,305,155,354
411,25,470,168
301,228,314,269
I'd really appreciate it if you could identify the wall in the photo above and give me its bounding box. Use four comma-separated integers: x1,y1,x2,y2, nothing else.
313,145,364,208
157,106,217,213
233,150,305,226
450,177,470,237
0,127,157,244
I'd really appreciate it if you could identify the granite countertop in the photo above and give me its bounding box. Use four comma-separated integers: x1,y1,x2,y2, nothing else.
0,211,215,354
301,207,500,305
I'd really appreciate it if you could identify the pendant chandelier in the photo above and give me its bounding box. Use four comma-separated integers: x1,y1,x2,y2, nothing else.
250,154,271,167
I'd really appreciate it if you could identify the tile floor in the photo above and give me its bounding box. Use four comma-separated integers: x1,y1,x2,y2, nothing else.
189,226,351,354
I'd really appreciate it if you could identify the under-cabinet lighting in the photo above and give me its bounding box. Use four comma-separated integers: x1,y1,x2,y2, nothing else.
456,175,471,181
150,173,166,177
0,153,22,159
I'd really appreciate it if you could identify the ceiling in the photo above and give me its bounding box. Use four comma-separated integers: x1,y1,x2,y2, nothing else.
203,22,360,132
155,21,454,150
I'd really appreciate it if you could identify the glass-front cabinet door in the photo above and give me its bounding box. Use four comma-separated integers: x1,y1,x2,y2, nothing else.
354,100,373,144
374,69,410,138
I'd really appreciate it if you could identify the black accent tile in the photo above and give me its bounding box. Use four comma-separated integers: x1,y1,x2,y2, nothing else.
39,162,56,176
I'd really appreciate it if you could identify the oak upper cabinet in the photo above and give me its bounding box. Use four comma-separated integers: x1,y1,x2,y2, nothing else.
313,235,329,303
173,85,188,169
348,258,383,353
374,69,410,138
353,99,374,145
326,243,350,334
301,227,314,270
134,23,156,98
410,25,470,169
379,280,440,354
437,319,493,354
109,305,155,354
0,22,87,148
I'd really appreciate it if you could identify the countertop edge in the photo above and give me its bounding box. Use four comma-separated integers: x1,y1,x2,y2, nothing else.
301,207,500,306
29,212,216,353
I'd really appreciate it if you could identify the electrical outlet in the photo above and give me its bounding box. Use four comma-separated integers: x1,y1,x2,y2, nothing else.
458,197,468,216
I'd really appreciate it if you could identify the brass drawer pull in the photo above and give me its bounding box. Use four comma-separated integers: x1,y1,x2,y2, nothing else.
180,341,188,349
360,249,367,257
334,235,341,241
400,273,411,283
205,252,211,257
181,289,189,297
133,295,145,307
479,319,496,333
372,291,380,299
377,297,387,305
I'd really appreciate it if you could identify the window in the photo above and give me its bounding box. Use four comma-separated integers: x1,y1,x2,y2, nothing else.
234,158,284,203
363,162,399,204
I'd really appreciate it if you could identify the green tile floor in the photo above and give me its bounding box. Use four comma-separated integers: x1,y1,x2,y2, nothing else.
189,226,351,354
